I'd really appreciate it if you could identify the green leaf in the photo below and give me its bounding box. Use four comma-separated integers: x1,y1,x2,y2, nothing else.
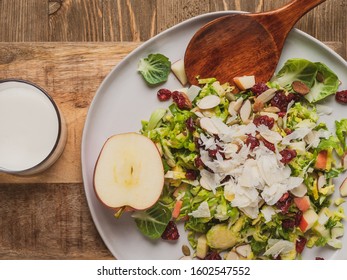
273,58,318,89
305,62,340,103
335,119,347,149
132,202,172,239
138,53,171,86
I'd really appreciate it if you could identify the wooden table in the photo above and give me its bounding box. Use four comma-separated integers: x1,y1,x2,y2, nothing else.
0,0,346,260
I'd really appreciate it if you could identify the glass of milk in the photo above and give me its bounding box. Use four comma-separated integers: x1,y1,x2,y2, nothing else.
0,79,67,176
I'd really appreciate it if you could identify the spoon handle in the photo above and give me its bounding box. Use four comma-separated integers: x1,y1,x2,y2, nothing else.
254,0,326,51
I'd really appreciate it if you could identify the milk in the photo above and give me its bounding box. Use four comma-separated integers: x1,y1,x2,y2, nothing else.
0,81,66,174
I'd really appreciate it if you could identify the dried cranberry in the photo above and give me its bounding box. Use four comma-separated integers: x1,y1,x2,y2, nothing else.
262,139,276,152
186,117,195,132
204,251,222,260
208,149,218,158
157,88,172,101
278,112,286,118
172,91,191,110
280,149,297,164
185,169,198,180
276,193,293,214
271,91,296,112
194,156,204,169
282,219,296,230
246,134,260,150
251,82,269,96
161,221,180,240
253,115,275,129
295,210,303,226
336,90,347,104
296,236,307,254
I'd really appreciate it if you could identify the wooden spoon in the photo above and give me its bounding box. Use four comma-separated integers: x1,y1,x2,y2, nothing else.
184,0,326,85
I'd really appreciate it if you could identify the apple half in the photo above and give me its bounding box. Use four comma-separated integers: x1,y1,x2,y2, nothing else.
94,133,164,210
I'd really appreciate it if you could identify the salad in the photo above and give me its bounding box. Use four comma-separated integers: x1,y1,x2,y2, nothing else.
130,57,347,260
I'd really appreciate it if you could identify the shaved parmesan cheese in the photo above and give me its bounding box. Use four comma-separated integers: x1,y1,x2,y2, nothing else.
282,127,312,145
316,104,333,115
261,206,276,223
189,201,211,218
264,239,295,257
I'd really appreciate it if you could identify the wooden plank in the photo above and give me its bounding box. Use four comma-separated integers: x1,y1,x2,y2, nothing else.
0,183,112,259
103,0,157,41
209,0,264,13
49,0,104,41
0,0,49,41
0,42,140,184
156,0,210,33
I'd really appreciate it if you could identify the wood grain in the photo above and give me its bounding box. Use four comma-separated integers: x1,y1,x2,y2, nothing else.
0,0,48,41
0,42,140,184
0,183,112,259
103,0,157,41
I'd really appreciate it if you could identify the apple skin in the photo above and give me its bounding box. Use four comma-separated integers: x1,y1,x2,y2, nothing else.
315,150,328,170
233,75,255,90
299,209,318,232
93,132,164,212
294,196,310,212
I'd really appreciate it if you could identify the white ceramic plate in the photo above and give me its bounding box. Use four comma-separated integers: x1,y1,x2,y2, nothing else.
81,11,347,260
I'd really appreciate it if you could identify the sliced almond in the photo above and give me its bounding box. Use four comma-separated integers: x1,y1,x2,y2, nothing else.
316,71,325,83
197,95,220,109
292,81,310,95
255,88,277,104
263,106,281,113
239,99,252,123
235,244,252,258
259,111,279,121
233,98,244,112
228,101,237,116
199,117,219,135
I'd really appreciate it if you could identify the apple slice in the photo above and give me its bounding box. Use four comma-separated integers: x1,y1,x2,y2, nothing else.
294,196,311,212
171,59,188,85
315,150,328,170
94,133,164,210
233,75,255,90
340,177,347,197
299,209,318,233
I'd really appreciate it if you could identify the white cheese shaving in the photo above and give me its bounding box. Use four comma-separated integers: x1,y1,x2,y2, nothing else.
316,104,333,115
264,239,295,257
189,201,211,218
281,127,312,145
261,206,276,223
